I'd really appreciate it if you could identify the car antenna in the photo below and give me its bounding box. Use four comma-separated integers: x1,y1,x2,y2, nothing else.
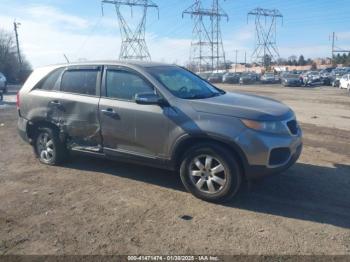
63,54,70,64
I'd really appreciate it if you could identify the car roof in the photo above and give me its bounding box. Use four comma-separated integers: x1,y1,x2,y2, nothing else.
39,60,175,70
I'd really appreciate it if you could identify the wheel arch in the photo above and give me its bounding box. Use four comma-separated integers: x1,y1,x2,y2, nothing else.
172,135,249,178
27,119,61,143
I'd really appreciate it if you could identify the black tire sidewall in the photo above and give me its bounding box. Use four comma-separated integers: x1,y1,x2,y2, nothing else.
180,144,242,202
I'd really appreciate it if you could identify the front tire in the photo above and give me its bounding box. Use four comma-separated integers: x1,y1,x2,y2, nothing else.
180,144,242,202
34,127,67,165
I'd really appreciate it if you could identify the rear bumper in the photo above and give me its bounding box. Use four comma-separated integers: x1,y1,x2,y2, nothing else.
17,116,30,143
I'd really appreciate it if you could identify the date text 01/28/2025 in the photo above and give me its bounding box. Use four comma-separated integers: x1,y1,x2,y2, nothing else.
127,255,220,261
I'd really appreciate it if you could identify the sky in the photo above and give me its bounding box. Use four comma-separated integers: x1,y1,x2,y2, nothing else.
0,0,350,68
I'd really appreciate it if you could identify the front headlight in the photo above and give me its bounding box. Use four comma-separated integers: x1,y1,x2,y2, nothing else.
241,119,289,135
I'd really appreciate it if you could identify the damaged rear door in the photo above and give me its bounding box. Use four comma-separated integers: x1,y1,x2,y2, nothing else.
58,65,102,151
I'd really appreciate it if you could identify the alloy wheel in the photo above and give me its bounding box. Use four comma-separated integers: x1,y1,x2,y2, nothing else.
37,132,55,163
189,154,227,194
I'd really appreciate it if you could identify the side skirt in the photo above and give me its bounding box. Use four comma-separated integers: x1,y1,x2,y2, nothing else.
70,147,176,171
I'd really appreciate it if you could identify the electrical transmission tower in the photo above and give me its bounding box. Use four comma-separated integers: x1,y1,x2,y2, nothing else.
102,0,159,61
183,0,228,73
248,8,283,68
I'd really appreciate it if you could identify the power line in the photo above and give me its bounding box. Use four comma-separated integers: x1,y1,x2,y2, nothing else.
247,7,283,69
183,0,228,73
101,0,159,61
331,32,350,63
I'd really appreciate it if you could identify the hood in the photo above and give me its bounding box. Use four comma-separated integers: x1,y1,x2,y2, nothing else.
190,92,293,121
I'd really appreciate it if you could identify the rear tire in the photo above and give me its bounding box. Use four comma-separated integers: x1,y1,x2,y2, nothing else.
34,127,67,165
180,143,242,202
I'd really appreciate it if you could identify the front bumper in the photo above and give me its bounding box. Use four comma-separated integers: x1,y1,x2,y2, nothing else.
283,80,301,86
235,126,303,179
246,143,302,179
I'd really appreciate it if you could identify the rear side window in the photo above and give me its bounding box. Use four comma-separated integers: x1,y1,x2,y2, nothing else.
61,70,98,96
106,70,154,101
36,68,64,91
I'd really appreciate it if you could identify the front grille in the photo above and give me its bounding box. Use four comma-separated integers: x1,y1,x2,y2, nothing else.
269,148,291,166
287,120,298,135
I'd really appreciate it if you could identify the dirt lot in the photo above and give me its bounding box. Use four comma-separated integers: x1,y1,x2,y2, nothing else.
0,84,350,255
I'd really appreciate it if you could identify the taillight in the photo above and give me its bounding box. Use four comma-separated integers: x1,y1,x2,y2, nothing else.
16,92,20,109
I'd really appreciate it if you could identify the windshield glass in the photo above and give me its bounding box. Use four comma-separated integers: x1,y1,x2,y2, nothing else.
146,66,224,99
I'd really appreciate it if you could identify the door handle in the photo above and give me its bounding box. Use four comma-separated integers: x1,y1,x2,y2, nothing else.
49,100,64,111
101,108,119,118
49,100,61,105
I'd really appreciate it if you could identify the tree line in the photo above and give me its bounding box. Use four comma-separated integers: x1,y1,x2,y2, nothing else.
332,53,350,66
0,30,32,84
277,55,315,66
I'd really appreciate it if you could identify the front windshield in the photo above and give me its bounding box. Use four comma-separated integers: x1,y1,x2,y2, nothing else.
146,66,224,99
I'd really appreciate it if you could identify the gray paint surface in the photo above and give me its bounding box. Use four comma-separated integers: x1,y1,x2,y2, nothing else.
18,61,302,177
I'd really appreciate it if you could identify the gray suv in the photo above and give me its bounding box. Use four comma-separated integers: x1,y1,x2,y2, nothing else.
17,61,302,202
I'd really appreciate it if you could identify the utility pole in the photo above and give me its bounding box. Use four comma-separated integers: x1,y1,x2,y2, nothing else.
63,54,70,64
13,21,22,68
101,0,159,61
332,32,335,63
331,32,350,65
183,0,228,73
234,49,238,72
248,8,283,69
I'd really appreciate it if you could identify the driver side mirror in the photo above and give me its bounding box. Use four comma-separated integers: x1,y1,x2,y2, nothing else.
135,92,167,106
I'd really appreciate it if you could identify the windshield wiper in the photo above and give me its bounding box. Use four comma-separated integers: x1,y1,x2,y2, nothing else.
185,92,222,99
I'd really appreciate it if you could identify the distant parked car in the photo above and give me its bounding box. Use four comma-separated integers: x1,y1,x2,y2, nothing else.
208,73,224,83
222,72,240,84
282,74,302,87
261,73,279,84
239,73,256,85
330,68,350,87
0,72,7,93
339,74,350,90
303,71,323,87
197,72,211,81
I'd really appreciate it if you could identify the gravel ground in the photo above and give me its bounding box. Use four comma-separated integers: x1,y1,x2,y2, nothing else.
0,84,349,255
